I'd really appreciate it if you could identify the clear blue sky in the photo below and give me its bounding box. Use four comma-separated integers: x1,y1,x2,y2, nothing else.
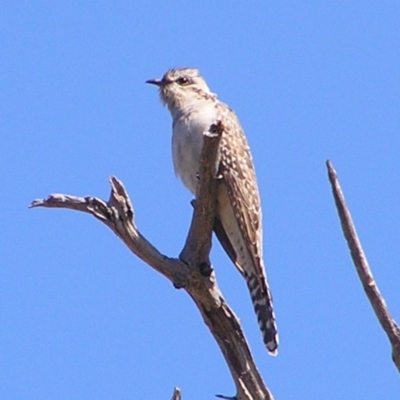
1,2,399,399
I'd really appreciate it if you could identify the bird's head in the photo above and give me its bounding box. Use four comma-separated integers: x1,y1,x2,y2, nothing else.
146,68,214,115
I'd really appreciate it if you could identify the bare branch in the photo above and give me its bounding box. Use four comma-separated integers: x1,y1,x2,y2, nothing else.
30,122,275,399
326,160,400,372
170,387,181,400
180,121,222,273
30,185,190,288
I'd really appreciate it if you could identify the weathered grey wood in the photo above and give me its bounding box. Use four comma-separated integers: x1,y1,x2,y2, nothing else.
31,122,274,400
327,160,400,373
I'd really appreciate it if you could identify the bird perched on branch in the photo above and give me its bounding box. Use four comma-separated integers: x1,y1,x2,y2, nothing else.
146,68,278,355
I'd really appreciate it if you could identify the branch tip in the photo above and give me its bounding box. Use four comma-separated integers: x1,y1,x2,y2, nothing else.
29,199,42,208
170,387,181,400
327,160,400,372
205,120,224,139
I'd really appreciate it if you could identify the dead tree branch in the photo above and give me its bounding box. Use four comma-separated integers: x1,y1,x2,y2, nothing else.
170,387,181,400
30,122,274,400
326,160,400,372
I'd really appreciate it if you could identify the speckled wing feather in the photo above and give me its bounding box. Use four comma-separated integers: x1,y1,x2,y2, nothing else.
215,103,279,354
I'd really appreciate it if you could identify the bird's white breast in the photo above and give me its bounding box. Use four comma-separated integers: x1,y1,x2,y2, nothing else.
171,102,219,195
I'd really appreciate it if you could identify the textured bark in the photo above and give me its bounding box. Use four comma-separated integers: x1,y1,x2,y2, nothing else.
327,160,400,373
30,122,274,400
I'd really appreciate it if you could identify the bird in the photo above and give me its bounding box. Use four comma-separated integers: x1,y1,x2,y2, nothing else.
146,68,278,355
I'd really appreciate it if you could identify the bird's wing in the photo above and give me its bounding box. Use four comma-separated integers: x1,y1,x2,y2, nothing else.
216,105,264,280
214,105,278,355
213,216,237,265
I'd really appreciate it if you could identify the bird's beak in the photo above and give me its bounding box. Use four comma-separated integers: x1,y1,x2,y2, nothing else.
146,78,163,86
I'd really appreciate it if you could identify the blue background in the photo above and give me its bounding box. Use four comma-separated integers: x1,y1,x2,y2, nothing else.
1,2,399,399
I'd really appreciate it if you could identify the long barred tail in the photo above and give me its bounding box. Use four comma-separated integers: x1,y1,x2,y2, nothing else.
246,273,279,355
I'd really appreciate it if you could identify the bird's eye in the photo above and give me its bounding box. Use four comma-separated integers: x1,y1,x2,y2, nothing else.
176,76,190,85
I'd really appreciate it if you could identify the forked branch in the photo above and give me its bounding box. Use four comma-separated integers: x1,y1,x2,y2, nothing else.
30,122,274,400
326,160,400,372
